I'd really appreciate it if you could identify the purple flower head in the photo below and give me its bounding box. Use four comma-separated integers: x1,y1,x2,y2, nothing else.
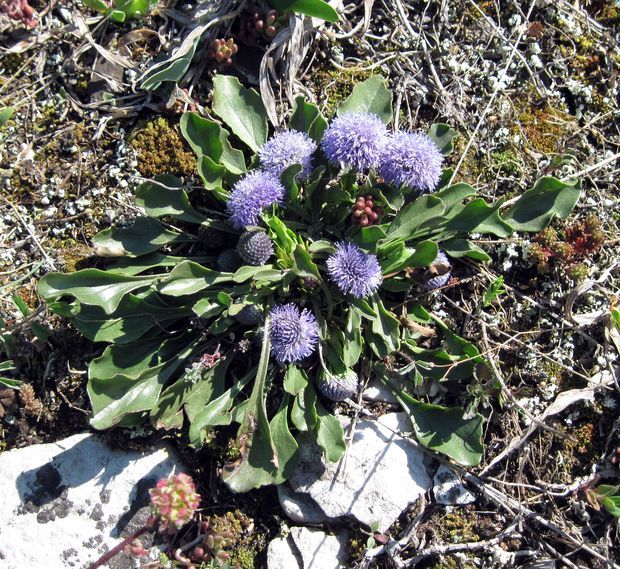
321,112,388,171
425,250,452,290
226,171,285,229
379,132,444,192
259,130,317,180
326,241,383,298
269,303,319,364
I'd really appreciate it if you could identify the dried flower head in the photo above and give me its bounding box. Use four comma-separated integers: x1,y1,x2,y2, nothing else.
326,242,383,298
379,132,444,192
425,250,451,290
269,303,319,364
321,112,387,171
149,473,201,532
227,171,285,229
259,130,317,179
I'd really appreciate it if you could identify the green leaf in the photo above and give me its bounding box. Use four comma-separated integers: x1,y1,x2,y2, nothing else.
65,295,191,344
222,318,285,492
89,335,198,429
434,183,477,212
446,198,513,237
135,176,206,224
600,496,620,517
188,368,253,447
387,382,483,466
291,382,318,432
0,107,14,128
212,76,268,153
387,195,445,240
504,176,580,232
92,216,190,257
381,240,438,273
284,365,309,395
337,76,392,124
440,238,491,262
140,25,204,90
482,276,506,307
429,123,458,155
290,97,328,142
269,394,300,481
270,0,339,21
368,295,400,357
158,261,234,296
180,112,246,174
0,360,20,388
315,400,346,462
292,244,321,278
89,338,161,382
594,484,620,498
106,252,200,276
39,270,157,314
232,266,284,284
81,0,156,20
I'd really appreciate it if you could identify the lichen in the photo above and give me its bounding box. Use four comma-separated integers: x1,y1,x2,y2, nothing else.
129,117,195,178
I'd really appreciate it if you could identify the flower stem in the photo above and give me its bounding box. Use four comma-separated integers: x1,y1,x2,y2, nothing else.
88,525,151,569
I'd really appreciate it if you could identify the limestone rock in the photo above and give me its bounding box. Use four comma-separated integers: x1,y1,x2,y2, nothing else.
267,528,348,569
289,413,432,532
0,432,184,568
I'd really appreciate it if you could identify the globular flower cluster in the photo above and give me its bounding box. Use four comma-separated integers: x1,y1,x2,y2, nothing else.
318,369,358,402
425,250,452,290
321,112,387,171
269,303,319,363
237,229,274,265
227,171,285,229
326,241,383,298
259,130,317,180
149,473,201,532
379,132,444,192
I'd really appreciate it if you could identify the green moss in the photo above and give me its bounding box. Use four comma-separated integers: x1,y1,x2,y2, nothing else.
307,66,374,117
129,117,195,178
490,149,521,176
49,238,92,272
444,511,480,543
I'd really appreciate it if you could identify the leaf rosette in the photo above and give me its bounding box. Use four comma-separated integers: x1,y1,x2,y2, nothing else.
39,76,581,491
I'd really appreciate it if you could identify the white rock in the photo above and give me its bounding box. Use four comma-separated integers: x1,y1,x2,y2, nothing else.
0,433,184,568
277,483,330,525
267,528,349,569
291,527,349,569
267,536,302,569
361,377,399,404
432,465,475,506
289,413,432,532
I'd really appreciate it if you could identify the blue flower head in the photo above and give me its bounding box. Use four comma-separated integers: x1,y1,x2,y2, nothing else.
321,112,387,171
425,250,451,290
269,303,319,364
326,241,383,298
259,130,317,180
379,132,444,192
226,171,285,229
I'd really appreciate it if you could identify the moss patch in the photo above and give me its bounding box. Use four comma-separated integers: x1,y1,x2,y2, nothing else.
306,66,374,118
129,117,195,178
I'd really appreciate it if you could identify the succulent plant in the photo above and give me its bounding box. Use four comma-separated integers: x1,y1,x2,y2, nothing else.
149,473,201,532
